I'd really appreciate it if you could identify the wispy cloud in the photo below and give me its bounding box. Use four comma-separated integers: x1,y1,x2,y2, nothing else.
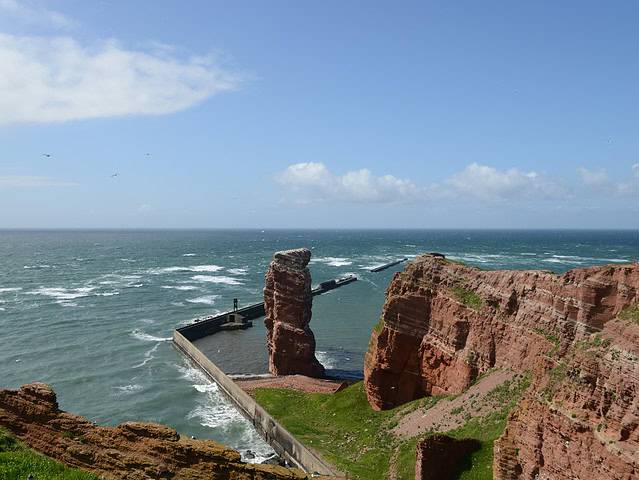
0,34,242,125
0,176,78,187
0,0,74,28
578,165,639,196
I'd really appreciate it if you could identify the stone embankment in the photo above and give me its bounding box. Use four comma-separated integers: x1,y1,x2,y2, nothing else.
264,248,325,377
0,383,311,480
364,254,639,479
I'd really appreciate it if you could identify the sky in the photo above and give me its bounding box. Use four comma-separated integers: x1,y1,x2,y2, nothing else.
1,0,638,229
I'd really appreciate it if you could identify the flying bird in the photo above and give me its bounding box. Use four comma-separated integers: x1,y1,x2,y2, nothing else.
42,153,52,158
110,173,119,178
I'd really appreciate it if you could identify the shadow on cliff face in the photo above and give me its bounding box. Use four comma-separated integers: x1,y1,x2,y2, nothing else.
415,435,482,480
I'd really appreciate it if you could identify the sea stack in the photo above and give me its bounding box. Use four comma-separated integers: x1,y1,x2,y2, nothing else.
264,248,325,377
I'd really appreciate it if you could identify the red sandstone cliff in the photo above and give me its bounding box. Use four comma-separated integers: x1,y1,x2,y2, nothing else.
264,248,325,377
0,383,308,480
364,254,638,410
364,254,639,479
494,317,639,480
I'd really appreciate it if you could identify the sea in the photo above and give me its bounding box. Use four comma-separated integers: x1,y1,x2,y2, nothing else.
1,229,638,462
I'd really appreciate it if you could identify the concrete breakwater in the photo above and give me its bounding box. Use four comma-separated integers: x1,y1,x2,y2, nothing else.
173,330,341,476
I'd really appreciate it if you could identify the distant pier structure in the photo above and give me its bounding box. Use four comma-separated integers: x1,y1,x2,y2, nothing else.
370,258,408,272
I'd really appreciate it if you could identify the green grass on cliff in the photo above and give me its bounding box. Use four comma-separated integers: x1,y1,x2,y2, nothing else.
253,382,440,480
0,428,99,480
451,286,484,310
619,303,639,324
254,375,530,480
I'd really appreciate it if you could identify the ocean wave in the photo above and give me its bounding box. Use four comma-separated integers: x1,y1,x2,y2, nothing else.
312,257,353,267
120,258,137,262
316,351,338,369
186,295,219,306
130,329,172,342
114,384,143,394
191,275,244,285
150,265,224,274
0,287,22,293
57,301,80,307
23,264,53,269
182,253,197,257
0,307,5,311
132,343,160,368
95,291,120,297
26,286,95,301
161,285,200,291
227,268,248,275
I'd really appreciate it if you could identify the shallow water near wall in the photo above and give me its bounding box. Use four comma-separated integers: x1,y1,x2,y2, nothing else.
1,229,638,461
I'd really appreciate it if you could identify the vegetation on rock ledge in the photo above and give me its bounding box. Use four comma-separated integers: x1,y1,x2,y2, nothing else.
0,428,99,480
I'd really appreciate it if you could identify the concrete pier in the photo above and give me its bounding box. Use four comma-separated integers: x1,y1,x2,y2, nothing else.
370,258,408,272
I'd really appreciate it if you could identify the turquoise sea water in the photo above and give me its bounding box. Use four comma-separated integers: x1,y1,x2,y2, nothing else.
1,229,638,462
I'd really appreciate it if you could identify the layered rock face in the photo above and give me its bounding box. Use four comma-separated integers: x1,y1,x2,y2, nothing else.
264,248,325,377
0,383,307,480
364,254,639,410
364,253,639,479
494,317,639,480
415,435,481,480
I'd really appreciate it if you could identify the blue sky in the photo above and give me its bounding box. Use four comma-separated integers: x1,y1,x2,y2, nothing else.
1,0,638,228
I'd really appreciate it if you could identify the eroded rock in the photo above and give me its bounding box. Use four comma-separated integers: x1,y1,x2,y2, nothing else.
264,248,325,377
0,383,309,480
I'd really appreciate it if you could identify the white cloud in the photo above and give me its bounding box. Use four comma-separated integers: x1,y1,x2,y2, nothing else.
0,0,73,28
446,163,565,200
0,175,78,187
578,165,639,196
277,162,567,204
577,167,610,190
277,162,425,203
0,33,241,125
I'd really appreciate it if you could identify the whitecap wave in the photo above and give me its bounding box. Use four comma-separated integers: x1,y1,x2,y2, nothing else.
130,329,172,342
227,268,248,275
0,287,22,293
312,257,353,267
191,275,243,285
161,285,200,291
186,295,219,306
150,265,224,274
114,384,143,393
182,253,197,257
95,291,120,297
132,343,160,368
26,286,95,301
316,350,338,369
23,264,52,269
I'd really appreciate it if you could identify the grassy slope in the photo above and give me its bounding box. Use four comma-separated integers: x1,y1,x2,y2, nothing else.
254,376,530,480
0,428,99,480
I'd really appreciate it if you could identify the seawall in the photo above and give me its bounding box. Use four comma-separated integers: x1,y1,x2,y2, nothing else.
172,330,341,477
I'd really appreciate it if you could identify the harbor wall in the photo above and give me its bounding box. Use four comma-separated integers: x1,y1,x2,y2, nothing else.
172,330,341,477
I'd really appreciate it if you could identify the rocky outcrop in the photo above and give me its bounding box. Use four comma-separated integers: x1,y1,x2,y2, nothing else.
264,248,325,377
494,317,639,480
364,254,639,410
0,383,308,480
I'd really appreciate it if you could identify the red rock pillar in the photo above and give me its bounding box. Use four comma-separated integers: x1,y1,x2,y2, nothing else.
263,248,325,377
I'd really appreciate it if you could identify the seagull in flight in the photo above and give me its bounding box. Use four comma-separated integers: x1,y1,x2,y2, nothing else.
42,153,52,158
110,172,119,178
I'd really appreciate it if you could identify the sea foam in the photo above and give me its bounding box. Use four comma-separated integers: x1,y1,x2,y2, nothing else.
191,275,243,285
